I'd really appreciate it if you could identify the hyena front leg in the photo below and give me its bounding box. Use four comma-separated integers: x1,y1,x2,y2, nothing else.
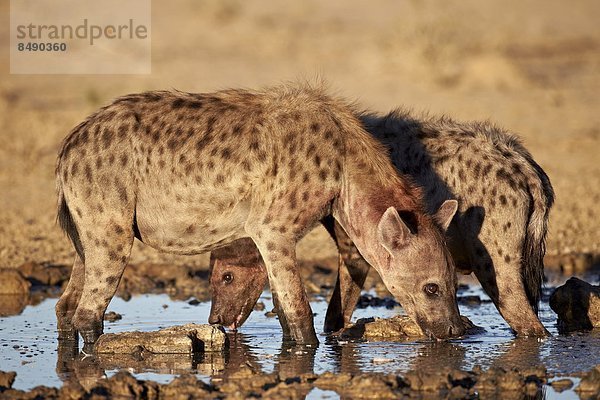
472,234,548,336
56,255,85,341
475,256,547,336
246,222,317,344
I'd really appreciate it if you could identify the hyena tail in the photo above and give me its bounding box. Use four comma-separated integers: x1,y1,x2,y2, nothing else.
57,185,85,262
519,151,554,314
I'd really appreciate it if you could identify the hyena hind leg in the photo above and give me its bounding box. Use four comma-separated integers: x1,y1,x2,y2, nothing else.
71,232,134,344
55,255,85,341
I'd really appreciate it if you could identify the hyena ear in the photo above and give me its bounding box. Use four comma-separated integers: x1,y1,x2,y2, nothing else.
377,207,412,254
435,199,458,231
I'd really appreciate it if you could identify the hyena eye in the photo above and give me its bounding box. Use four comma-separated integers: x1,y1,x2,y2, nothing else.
223,273,234,284
424,283,439,296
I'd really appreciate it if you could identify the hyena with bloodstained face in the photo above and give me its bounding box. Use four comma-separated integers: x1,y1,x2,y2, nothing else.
209,109,554,336
55,84,463,345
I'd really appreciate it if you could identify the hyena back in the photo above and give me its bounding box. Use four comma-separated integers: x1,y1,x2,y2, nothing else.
55,85,463,345
210,109,554,336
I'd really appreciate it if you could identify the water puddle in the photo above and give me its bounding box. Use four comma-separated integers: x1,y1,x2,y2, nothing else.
1,277,599,399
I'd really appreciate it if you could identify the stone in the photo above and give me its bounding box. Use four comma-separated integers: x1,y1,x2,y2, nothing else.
576,366,600,395
340,315,480,339
94,324,228,354
159,374,213,399
0,269,30,294
93,371,157,399
549,277,600,332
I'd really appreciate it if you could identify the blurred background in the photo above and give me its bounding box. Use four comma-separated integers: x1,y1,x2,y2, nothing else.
1,0,598,270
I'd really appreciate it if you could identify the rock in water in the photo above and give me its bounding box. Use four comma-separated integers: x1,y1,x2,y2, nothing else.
339,315,481,339
550,277,600,332
95,324,228,354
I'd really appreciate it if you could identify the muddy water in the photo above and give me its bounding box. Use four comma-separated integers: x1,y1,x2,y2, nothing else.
1,276,599,399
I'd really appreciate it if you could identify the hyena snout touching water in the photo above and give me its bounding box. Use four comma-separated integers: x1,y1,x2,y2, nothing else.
209,109,554,337
55,84,463,345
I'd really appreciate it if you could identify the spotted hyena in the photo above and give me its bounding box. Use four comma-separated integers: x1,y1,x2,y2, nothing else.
55,85,464,345
209,109,554,336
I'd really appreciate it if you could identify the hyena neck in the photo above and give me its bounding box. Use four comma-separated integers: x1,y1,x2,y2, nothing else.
333,175,424,273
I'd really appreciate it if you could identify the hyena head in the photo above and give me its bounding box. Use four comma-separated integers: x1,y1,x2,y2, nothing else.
377,199,464,339
208,239,268,329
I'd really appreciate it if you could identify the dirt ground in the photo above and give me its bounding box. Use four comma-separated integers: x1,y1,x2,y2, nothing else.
1,0,599,271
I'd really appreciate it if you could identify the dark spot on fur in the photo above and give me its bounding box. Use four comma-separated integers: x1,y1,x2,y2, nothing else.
172,98,186,109
84,164,93,181
108,251,120,262
221,147,231,160
206,116,217,133
504,255,511,263
319,169,328,181
118,124,129,138
167,138,179,151
266,242,276,251
101,128,113,148
120,154,128,167
116,183,128,203
106,276,119,285
499,195,507,205
310,122,320,133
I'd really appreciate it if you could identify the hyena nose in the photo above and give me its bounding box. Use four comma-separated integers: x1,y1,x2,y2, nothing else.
208,314,222,325
448,322,465,338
